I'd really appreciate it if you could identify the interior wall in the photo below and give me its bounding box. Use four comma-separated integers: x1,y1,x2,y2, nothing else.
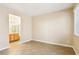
0,6,32,50
20,15,32,43
32,8,74,46
73,4,79,55
0,6,9,50
0,4,74,50
8,8,32,44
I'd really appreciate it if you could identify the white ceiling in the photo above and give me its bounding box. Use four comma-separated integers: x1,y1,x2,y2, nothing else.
0,3,75,16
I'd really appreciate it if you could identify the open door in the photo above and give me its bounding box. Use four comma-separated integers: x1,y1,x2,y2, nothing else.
9,14,21,42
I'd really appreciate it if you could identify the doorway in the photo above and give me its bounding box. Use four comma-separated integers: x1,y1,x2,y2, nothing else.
9,14,21,43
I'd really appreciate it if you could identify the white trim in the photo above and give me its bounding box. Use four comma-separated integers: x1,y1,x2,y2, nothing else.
72,47,79,55
19,39,77,54
20,39,33,44
20,38,72,47
0,46,9,51
33,39,72,48
74,5,79,37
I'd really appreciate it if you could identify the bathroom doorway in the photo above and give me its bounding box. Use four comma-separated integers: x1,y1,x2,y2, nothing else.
9,14,21,43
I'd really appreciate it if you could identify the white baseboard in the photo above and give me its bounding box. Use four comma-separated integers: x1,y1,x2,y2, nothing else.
0,39,33,51
20,38,72,48
20,39,33,44
0,39,74,53
0,46,9,51
20,39,77,54
17,38,73,49
16,38,77,54
72,47,79,55
33,39,73,48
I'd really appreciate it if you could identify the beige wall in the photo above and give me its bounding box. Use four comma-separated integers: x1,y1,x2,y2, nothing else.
8,8,32,43
0,6,32,50
20,15,32,43
0,6,9,50
32,9,74,46
73,4,79,55
0,5,74,51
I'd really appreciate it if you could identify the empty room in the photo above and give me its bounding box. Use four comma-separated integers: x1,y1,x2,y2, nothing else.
0,3,79,55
